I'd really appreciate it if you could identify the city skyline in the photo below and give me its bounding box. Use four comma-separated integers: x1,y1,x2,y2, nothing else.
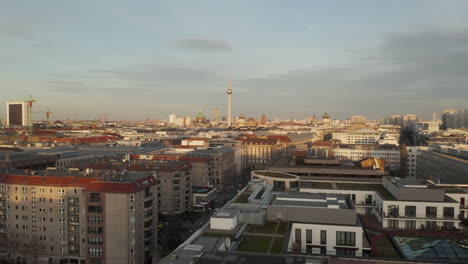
1,1,468,120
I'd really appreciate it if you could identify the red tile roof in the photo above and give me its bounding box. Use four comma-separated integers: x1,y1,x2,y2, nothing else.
0,173,156,193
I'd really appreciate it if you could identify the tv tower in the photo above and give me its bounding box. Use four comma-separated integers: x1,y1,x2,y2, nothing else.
227,81,233,127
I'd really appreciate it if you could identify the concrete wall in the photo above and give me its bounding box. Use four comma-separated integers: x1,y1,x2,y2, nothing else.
288,222,363,256
105,193,130,264
267,205,357,226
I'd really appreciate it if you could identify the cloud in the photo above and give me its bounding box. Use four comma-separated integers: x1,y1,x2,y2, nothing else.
0,16,36,39
234,27,468,118
173,38,232,52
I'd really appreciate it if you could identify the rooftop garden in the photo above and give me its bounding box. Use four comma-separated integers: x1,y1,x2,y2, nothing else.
233,192,250,203
237,236,271,253
251,222,278,234
238,222,288,253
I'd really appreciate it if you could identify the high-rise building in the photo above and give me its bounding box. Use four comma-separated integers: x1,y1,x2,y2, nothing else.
6,101,29,126
441,109,456,130
168,114,177,124
211,108,221,123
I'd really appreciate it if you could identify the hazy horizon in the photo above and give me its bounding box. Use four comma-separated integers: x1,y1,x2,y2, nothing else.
1,1,468,120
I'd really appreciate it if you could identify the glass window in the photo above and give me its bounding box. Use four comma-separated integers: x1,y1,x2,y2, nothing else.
306,229,312,243
336,231,355,246
405,206,416,217
295,228,301,243
443,207,454,218
426,207,437,218
320,230,327,244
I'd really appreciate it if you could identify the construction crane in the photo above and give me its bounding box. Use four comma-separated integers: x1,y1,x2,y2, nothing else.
34,107,53,130
24,95,36,137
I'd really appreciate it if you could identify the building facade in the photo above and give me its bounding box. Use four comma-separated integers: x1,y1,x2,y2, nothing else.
0,169,158,264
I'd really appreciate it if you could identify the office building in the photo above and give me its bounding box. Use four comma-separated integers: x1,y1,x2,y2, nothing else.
6,101,29,127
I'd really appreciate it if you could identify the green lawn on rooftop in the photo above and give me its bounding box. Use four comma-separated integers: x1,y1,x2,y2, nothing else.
237,236,271,253
251,222,277,234
270,237,284,253
276,222,288,235
234,193,250,203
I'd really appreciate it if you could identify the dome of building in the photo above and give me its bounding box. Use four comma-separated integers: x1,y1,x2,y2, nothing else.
196,112,205,119
246,118,257,127
322,112,330,119
239,113,245,120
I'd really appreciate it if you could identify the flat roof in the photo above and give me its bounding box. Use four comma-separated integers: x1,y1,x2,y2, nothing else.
254,170,297,179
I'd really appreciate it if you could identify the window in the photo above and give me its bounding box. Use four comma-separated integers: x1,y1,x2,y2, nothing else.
88,227,103,234
336,248,356,256
130,206,134,213
59,218,66,225
88,237,103,245
90,193,101,202
336,231,355,246
405,206,416,217
443,222,454,230
88,206,103,213
129,195,135,203
295,228,301,243
425,221,437,229
88,248,104,256
306,229,312,243
58,189,65,195
405,220,416,229
88,216,103,224
58,208,65,215
426,207,437,218
387,205,399,217
388,219,399,228
443,207,454,218
59,199,65,205
320,230,327,244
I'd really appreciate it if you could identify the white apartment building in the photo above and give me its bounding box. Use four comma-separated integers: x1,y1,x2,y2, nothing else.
301,177,463,231
332,130,380,144
333,144,401,171
267,192,366,257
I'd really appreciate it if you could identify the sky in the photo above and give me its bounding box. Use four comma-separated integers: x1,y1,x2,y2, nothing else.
1,0,468,121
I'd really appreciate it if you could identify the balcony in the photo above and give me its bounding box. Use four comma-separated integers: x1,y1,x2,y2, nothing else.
144,200,153,208
383,212,460,220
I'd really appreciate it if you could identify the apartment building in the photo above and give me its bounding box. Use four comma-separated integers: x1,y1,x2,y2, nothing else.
130,154,212,187
187,147,236,190
268,192,365,257
69,160,193,216
239,137,283,170
0,169,158,264
332,130,380,145
300,176,462,231
406,146,423,177
333,144,401,171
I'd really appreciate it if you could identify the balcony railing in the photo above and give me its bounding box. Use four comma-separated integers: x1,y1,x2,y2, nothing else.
383,212,459,220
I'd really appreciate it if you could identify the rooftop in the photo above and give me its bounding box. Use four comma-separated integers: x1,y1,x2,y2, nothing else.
253,170,298,179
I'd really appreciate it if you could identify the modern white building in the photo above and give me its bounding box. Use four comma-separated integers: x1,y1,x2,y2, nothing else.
267,192,366,256
333,144,401,171
6,101,29,127
168,114,177,124
332,130,380,145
